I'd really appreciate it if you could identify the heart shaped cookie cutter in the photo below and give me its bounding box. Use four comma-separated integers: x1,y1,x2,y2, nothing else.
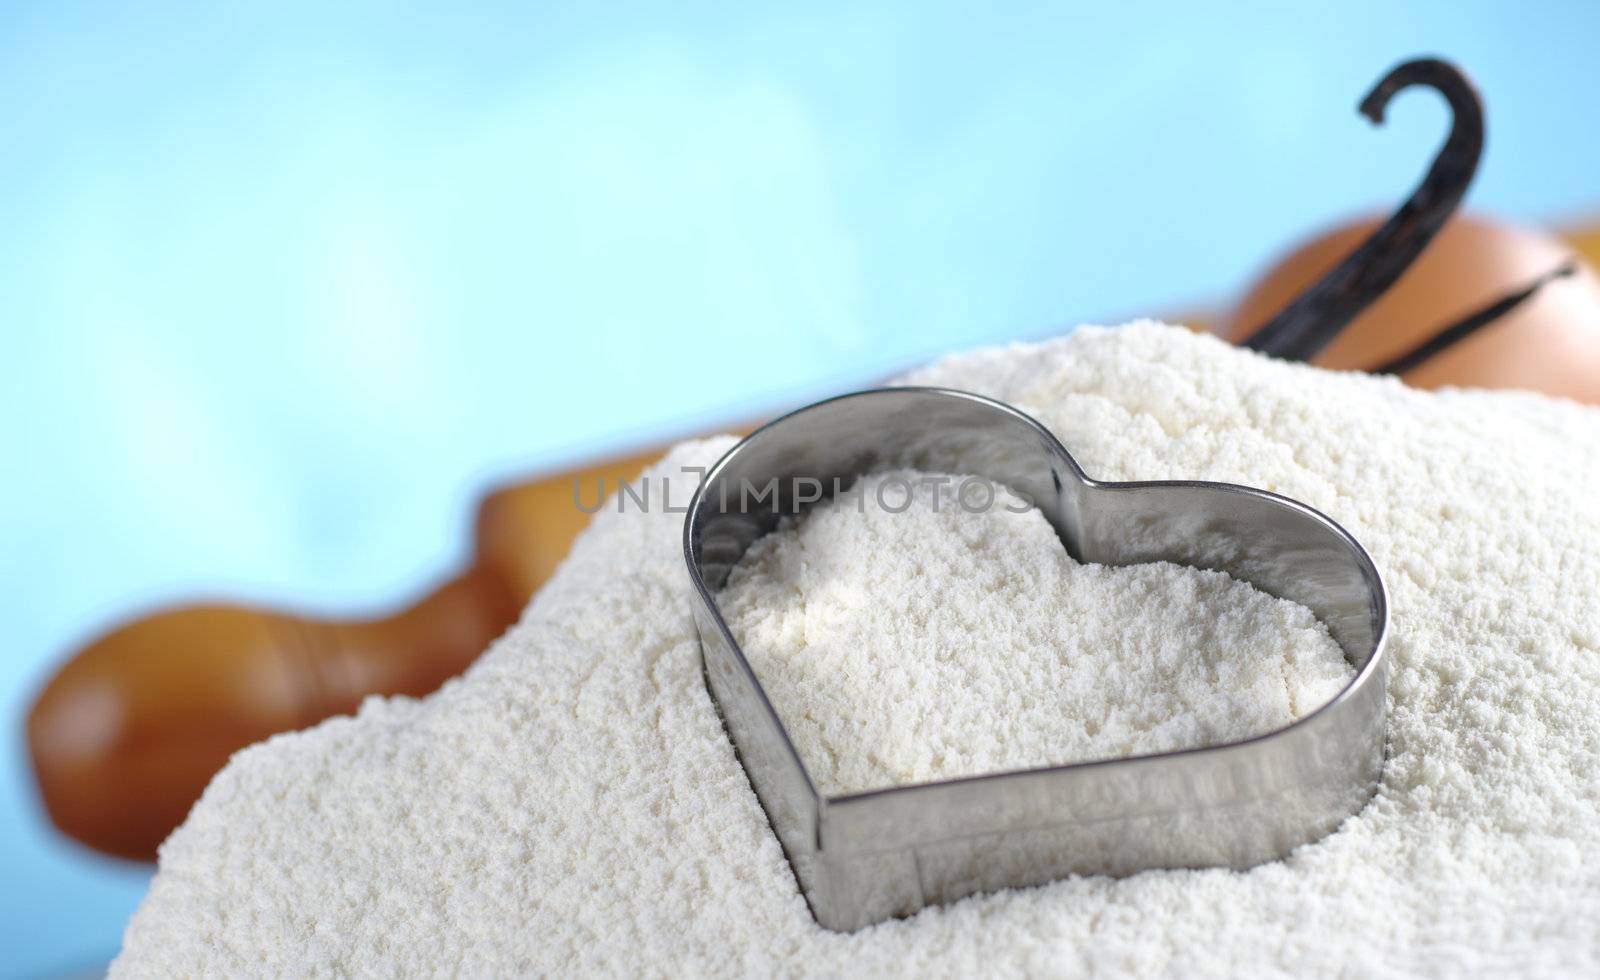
684,387,1389,932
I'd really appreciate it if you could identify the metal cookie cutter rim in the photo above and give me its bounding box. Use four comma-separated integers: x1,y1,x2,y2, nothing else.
683,386,1389,932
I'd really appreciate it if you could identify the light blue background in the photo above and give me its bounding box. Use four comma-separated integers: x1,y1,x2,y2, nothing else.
5,3,1599,975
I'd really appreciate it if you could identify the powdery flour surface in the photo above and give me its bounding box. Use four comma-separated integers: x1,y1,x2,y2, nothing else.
718,470,1353,796
114,324,1600,977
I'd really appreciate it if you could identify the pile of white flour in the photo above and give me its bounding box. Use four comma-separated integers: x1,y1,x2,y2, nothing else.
719,470,1353,795
114,323,1600,977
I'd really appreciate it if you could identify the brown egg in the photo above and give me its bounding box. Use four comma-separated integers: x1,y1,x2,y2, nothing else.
1221,213,1600,404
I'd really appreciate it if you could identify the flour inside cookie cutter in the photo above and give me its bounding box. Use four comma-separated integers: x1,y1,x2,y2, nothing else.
683,387,1389,932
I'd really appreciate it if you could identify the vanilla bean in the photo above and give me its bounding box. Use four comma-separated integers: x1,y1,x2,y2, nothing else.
1244,58,1484,361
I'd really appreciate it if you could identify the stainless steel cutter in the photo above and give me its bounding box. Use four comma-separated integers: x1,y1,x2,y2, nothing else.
683,387,1389,932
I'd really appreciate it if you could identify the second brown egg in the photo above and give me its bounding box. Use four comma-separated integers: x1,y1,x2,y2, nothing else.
1221,213,1600,405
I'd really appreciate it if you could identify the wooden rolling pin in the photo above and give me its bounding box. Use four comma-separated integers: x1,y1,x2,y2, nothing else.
27,450,662,860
